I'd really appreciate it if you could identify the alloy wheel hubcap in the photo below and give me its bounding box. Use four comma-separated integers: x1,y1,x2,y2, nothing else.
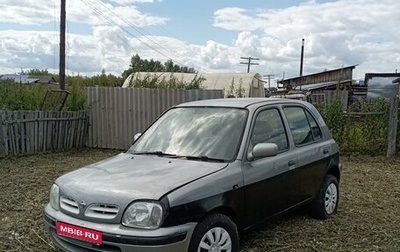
325,183,338,214
198,227,232,252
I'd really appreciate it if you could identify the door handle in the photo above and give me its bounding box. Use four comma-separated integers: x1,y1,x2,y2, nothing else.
323,149,329,154
288,160,296,166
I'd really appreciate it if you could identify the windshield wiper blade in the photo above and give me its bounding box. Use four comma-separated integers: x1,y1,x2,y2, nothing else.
184,155,227,162
132,151,178,157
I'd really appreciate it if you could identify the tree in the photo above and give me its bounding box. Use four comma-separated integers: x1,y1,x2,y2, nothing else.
28,68,50,76
122,54,197,79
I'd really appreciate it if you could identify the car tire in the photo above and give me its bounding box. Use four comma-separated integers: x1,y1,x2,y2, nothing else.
188,213,239,252
309,174,339,220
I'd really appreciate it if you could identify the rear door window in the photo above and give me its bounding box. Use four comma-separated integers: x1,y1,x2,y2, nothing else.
283,107,322,146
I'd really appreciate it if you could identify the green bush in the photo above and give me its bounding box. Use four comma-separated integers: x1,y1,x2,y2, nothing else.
318,94,389,156
0,81,46,110
0,81,85,111
65,82,85,111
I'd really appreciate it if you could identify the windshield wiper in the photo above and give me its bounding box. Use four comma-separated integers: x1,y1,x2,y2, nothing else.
131,151,179,157
131,152,227,162
184,155,227,163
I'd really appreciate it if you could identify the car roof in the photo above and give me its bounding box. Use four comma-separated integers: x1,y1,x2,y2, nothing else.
176,98,308,109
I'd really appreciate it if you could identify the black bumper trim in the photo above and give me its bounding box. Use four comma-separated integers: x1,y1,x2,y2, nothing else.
44,213,187,246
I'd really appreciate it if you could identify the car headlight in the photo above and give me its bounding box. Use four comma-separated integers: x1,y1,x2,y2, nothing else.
122,202,163,229
49,184,60,211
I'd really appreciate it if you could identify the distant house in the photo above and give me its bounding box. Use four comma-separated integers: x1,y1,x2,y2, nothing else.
277,65,357,105
0,74,31,83
278,65,356,91
0,74,57,85
28,75,57,84
122,72,266,97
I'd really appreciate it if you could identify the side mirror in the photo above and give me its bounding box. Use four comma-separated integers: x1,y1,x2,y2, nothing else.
248,143,278,161
134,133,142,142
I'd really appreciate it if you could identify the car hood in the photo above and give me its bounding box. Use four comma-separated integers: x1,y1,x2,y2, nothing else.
56,153,228,205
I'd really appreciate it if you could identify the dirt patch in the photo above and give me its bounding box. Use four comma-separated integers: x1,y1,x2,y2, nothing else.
1,151,399,251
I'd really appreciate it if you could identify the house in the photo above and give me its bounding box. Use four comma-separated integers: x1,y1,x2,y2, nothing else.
0,74,57,84
277,65,357,105
122,72,266,97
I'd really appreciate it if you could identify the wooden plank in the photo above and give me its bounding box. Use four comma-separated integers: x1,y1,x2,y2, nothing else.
59,111,65,150
66,111,72,148
387,95,398,157
70,112,76,148
9,112,15,155
25,112,32,154
8,112,14,155
20,112,26,155
14,111,20,155
39,111,44,152
43,111,48,151
33,111,38,153
0,112,5,157
56,110,61,150
81,110,87,147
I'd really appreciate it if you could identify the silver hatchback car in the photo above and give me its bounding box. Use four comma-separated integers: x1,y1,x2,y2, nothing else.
44,98,341,252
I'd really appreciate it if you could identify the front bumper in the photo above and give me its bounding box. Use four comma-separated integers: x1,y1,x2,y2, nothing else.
44,204,196,252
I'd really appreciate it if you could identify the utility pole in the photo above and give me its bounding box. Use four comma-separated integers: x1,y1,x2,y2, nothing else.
299,38,304,77
299,38,305,91
263,74,275,89
60,0,66,90
240,57,259,73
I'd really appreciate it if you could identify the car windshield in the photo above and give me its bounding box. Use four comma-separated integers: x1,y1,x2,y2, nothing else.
128,107,248,161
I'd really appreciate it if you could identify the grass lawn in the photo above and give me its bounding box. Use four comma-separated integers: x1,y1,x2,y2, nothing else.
0,149,399,251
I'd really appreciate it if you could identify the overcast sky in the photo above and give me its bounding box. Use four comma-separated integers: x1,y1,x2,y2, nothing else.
0,0,399,81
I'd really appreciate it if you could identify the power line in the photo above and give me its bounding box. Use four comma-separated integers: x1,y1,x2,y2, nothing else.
240,57,259,73
81,0,205,72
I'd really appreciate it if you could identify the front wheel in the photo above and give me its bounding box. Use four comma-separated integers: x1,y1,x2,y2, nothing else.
309,174,339,220
188,213,239,252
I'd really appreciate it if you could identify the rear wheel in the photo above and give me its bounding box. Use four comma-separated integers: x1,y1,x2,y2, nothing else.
310,174,339,220
188,213,239,252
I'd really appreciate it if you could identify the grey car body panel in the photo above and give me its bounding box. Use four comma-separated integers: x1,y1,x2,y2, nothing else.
44,205,196,252
56,153,227,223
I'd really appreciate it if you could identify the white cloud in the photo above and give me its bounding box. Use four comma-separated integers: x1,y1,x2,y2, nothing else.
1,0,400,81
213,8,264,32
212,0,400,79
0,0,167,27
109,0,154,5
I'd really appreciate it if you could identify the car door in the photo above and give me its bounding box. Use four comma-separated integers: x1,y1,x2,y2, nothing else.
241,107,298,227
283,106,331,202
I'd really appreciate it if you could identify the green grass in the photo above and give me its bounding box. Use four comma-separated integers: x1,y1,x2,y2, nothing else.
0,150,399,251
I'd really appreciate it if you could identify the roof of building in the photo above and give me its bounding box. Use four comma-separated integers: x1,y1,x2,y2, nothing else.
122,72,266,97
278,65,357,84
293,80,350,91
0,74,56,84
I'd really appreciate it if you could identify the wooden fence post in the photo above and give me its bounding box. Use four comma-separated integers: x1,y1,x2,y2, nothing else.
0,112,4,157
387,94,399,157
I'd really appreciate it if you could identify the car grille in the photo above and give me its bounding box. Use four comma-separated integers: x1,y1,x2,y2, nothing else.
85,204,119,219
60,196,79,215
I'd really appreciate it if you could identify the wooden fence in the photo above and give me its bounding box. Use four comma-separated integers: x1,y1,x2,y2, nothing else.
0,110,89,157
86,87,224,149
